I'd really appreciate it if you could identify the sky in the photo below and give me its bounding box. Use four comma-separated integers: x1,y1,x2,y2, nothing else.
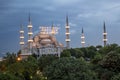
0,0,120,55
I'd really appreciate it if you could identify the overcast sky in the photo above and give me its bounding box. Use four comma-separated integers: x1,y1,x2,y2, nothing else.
0,0,120,54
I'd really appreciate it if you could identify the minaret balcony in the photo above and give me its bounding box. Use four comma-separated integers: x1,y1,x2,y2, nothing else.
28,32,33,35
81,36,85,38
103,33,107,35
20,31,24,33
28,25,32,28
81,42,85,43
20,36,24,38
20,42,24,44
65,26,70,28
65,33,70,35
28,40,33,42
65,39,71,41
51,31,55,34
103,39,108,41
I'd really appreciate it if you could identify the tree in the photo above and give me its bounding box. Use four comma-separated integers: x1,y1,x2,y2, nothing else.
61,49,71,57
62,48,84,58
43,57,98,80
0,72,20,80
38,55,58,71
80,47,89,58
22,56,38,80
6,56,39,80
96,45,102,50
100,51,120,72
111,73,120,80
91,52,102,64
7,62,25,79
0,61,6,72
74,48,84,58
87,46,97,58
3,52,17,65
98,44,119,55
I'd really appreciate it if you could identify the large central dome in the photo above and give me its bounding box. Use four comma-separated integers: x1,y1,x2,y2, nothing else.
32,27,63,48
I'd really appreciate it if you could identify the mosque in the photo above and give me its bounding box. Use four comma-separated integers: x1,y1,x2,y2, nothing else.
19,15,71,59
19,14,107,59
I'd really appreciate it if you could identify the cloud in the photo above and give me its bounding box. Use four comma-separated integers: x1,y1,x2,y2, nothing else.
1,0,120,53
78,13,94,18
33,30,40,36
44,6,56,11
69,22,77,27
52,0,82,6
70,29,77,35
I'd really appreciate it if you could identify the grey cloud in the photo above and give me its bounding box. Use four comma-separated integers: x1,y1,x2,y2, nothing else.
1,0,120,53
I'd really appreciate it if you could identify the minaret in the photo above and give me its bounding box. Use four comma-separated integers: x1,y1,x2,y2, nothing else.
27,13,33,54
81,28,85,47
51,22,55,36
65,15,70,49
103,21,107,46
19,24,24,54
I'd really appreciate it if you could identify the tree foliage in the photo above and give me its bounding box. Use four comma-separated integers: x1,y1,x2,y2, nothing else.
111,73,120,80
38,55,58,71
61,49,71,57
100,51,120,72
43,57,98,80
1,44,120,80
0,72,21,80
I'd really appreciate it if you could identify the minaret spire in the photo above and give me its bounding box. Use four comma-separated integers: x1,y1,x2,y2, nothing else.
28,13,33,54
103,21,107,46
81,27,85,47
29,12,32,25
66,15,69,26
104,21,106,32
82,27,84,34
65,14,70,49
19,24,24,54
